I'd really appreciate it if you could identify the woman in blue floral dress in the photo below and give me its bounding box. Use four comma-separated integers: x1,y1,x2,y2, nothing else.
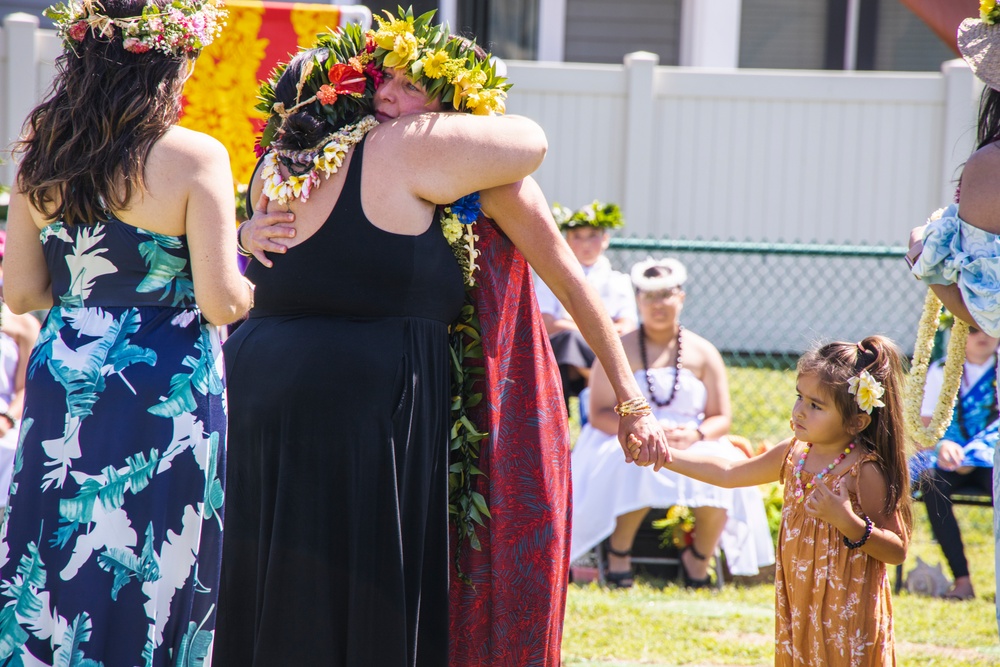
910,8,1000,633
0,0,260,664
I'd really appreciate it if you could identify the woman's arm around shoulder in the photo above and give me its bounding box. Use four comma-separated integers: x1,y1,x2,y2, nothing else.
367,113,547,206
171,129,253,325
665,436,790,488
4,186,54,313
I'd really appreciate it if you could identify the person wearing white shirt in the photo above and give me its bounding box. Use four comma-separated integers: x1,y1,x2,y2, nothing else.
534,201,636,405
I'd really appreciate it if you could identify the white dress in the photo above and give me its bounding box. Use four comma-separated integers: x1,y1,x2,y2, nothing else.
570,367,776,576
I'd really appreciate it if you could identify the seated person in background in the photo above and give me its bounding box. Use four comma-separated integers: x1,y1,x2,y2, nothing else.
534,201,636,406
570,258,774,588
911,326,999,600
0,230,41,515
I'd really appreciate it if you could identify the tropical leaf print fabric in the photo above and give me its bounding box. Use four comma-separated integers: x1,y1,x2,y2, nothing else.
0,221,226,667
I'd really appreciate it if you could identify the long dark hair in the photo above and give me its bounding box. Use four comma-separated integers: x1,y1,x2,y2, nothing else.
977,86,1000,150
797,336,913,532
16,0,193,225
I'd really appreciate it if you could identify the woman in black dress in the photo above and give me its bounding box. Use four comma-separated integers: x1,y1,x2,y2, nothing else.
215,27,550,666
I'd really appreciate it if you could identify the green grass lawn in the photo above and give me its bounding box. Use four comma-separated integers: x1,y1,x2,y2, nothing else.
562,503,999,666
563,363,998,665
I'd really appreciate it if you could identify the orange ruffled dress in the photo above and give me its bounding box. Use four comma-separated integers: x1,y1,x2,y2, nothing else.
775,441,895,666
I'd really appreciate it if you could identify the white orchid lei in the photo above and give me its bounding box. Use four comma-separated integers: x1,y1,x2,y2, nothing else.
260,116,377,206
904,289,969,448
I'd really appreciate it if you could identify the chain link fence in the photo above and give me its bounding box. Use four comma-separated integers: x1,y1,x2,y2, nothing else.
606,238,927,446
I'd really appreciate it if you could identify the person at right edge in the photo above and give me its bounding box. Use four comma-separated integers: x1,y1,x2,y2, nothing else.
908,2,1000,635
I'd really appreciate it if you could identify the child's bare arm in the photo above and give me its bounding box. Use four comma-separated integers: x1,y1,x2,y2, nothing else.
664,438,789,488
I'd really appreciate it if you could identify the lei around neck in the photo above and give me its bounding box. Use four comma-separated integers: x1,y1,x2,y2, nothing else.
368,7,510,115
46,0,226,56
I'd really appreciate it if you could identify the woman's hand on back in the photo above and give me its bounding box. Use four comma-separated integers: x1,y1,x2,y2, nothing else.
241,191,296,268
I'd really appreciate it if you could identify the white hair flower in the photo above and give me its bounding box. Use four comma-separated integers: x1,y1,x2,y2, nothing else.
848,370,886,414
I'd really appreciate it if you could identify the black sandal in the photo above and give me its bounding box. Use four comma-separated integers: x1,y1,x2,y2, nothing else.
680,544,713,589
601,538,635,589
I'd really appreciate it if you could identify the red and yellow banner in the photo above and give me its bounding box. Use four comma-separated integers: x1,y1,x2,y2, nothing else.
179,0,351,184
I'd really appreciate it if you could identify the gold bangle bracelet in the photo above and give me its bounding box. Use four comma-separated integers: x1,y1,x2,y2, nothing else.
614,397,652,417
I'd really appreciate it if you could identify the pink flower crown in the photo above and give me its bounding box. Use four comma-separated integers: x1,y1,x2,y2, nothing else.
46,0,226,57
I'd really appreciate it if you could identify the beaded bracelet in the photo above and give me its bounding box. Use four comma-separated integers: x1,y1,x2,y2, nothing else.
0,413,14,429
614,397,652,417
843,515,873,549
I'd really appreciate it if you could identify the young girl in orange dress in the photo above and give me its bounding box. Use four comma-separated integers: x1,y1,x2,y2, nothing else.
660,336,911,666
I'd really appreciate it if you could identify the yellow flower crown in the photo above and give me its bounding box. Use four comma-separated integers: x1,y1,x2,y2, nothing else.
983,0,1000,25
368,6,510,115
45,0,226,57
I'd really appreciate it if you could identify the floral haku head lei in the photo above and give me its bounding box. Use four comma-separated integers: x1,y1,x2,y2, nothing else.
848,369,885,414
254,24,380,206
553,200,625,232
368,7,511,115
982,0,1000,25
46,0,226,56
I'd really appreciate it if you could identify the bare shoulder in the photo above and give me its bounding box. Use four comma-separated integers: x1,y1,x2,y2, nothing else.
152,126,230,174
959,143,1000,233
681,329,725,367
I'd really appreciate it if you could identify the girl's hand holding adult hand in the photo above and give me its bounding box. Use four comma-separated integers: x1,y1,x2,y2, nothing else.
242,192,296,268
620,413,671,471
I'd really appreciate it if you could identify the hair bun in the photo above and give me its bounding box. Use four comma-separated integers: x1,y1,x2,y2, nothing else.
274,111,328,151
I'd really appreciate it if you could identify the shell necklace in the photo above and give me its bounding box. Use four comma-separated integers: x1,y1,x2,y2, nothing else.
792,440,855,503
638,324,682,407
261,115,378,207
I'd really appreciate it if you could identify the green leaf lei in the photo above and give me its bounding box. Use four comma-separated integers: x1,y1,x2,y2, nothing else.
448,300,489,582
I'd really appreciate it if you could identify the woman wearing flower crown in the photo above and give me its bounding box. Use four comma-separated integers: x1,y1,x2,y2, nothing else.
662,337,912,665
0,0,265,664
907,2,1000,630
229,9,671,666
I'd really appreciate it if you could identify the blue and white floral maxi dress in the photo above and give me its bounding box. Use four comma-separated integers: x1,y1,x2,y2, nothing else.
0,220,226,666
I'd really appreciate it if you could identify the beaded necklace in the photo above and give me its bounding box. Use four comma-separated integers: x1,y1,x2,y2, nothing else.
638,324,682,407
260,115,378,207
792,440,855,503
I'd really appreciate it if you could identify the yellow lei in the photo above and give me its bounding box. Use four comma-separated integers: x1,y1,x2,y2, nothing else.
904,290,969,449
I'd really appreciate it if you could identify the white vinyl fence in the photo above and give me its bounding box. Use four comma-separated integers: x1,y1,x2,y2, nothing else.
1,12,981,353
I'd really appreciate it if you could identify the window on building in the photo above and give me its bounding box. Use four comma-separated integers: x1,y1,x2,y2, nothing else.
741,0,955,72
453,0,538,60
563,0,681,65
